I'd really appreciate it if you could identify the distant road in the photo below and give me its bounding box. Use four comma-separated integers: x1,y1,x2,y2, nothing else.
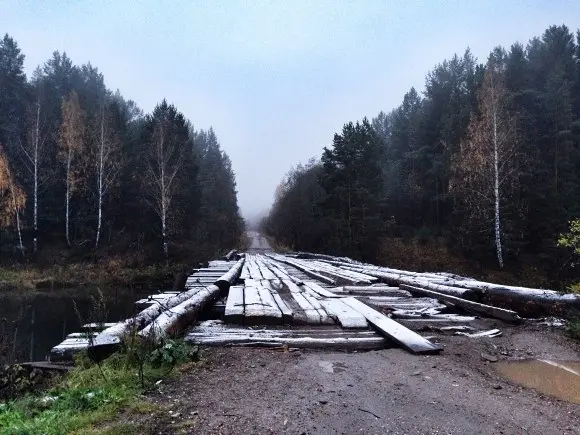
247,231,272,252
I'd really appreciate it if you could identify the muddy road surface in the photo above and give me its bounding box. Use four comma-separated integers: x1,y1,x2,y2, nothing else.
120,321,579,434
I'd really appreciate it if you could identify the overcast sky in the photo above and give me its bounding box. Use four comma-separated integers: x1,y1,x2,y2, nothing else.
2,0,579,221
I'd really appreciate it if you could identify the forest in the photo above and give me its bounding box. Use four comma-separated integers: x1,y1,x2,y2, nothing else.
263,24,580,288
0,34,243,266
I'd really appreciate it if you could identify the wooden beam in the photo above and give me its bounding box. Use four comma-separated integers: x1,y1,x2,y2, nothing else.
342,297,442,354
400,284,521,322
319,298,368,329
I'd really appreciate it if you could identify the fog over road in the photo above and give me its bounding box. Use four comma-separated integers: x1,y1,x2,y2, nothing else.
247,231,272,252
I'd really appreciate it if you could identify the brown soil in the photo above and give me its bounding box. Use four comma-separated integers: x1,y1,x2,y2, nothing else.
114,321,580,434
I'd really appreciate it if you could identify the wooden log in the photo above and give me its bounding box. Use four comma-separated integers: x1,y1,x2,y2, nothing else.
224,285,245,324
215,257,245,291
92,285,213,349
187,335,386,350
140,284,221,340
332,286,413,297
319,298,368,329
400,284,521,322
341,297,442,354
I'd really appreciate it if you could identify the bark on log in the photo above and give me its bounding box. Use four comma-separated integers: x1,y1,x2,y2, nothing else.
215,257,245,291
400,284,521,322
140,284,221,340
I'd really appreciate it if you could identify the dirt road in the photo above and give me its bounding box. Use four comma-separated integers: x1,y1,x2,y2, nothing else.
125,322,579,434
247,231,273,252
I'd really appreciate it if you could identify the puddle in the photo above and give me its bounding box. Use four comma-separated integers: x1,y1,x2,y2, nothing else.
495,360,580,404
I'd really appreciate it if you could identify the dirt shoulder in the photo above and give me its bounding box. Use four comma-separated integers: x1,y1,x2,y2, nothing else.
118,322,580,434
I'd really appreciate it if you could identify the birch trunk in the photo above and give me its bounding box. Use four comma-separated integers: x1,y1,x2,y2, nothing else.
95,108,105,248
33,100,40,253
493,98,504,268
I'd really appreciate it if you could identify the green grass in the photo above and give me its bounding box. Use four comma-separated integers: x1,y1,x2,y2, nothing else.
0,340,199,435
568,320,580,341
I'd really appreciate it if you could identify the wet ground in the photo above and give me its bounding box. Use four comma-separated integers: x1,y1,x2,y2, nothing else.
114,321,580,434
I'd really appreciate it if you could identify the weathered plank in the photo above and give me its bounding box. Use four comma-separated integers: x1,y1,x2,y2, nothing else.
342,297,442,354
244,284,283,325
224,285,245,324
400,284,521,322
300,287,334,325
303,281,342,298
262,280,293,324
319,298,368,329
283,279,321,324
333,286,412,298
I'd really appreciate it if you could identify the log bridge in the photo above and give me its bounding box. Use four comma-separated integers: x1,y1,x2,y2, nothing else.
48,247,579,363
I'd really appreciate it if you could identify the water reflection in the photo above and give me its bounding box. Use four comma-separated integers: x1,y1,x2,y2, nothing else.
495,359,580,404
0,287,151,363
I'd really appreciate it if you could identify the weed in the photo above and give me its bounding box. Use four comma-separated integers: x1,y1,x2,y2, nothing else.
568,320,580,340
0,338,198,435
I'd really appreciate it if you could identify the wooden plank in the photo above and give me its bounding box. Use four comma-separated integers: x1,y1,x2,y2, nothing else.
283,279,321,324
244,284,282,325
319,298,368,329
400,284,521,322
342,297,442,354
80,322,116,332
334,286,412,297
262,280,293,324
301,287,334,325
224,285,245,324
303,281,342,298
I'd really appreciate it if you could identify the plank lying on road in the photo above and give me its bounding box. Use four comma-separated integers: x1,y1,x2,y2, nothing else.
400,284,522,322
342,297,443,354
319,298,368,329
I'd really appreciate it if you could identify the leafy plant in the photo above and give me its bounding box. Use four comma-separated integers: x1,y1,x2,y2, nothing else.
148,339,199,368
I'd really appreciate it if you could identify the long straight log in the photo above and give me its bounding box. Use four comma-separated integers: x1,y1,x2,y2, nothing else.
215,257,245,291
140,284,221,340
93,258,244,350
400,284,521,322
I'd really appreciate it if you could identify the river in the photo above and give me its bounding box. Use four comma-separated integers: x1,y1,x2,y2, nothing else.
0,287,152,363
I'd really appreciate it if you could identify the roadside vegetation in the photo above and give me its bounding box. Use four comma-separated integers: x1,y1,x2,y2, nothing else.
0,339,200,435
262,24,580,293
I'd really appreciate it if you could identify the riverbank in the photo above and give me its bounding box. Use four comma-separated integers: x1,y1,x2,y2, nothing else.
0,261,189,292
0,340,201,434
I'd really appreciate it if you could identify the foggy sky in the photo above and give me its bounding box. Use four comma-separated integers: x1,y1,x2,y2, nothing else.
2,0,579,222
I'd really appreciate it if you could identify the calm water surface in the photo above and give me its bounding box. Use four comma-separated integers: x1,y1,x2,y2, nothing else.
0,287,153,363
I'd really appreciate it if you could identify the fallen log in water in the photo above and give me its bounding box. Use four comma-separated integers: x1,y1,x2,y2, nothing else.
140,284,221,340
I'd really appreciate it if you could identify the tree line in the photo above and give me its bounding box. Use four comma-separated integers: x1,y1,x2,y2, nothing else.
263,24,580,283
0,34,243,263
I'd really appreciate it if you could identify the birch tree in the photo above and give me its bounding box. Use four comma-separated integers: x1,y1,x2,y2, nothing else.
451,54,522,267
144,101,187,259
59,90,85,246
94,101,120,248
19,72,47,253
